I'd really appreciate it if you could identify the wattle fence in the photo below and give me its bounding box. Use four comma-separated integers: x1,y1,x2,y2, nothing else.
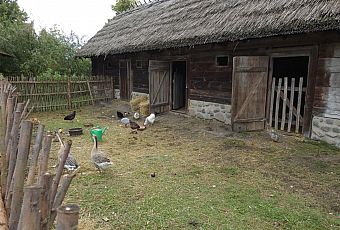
6,75,114,112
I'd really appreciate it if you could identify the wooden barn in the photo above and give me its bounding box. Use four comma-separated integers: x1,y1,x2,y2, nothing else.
78,0,340,146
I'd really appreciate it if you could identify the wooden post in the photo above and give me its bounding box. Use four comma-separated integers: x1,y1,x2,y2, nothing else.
281,77,288,130
50,140,72,208
274,78,282,130
0,192,9,230
67,75,72,110
296,77,303,133
0,88,9,199
269,78,276,128
5,97,15,149
40,173,53,230
17,185,42,230
287,78,295,132
27,124,45,185
5,103,24,207
1,97,15,199
56,204,80,230
49,173,77,229
8,120,33,230
38,135,53,184
87,80,95,105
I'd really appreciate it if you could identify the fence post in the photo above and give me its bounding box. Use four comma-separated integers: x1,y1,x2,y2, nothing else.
56,204,80,230
67,75,72,110
18,185,42,230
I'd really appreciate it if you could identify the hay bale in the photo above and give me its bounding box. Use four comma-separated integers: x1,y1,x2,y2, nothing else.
130,96,148,111
140,101,150,116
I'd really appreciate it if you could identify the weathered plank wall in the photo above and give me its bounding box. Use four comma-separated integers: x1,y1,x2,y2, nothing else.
314,43,340,119
91,56,119,89
188,49,232,104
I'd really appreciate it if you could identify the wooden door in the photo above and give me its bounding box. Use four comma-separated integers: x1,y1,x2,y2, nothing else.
172,70,185,110
232,56,269,132
119,60,132,100
149,60,170,113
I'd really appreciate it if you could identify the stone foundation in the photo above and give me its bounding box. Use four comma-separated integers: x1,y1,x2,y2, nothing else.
311,116,340,148
188,99,232,124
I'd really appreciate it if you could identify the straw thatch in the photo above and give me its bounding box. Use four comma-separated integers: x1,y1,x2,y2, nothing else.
78,0,340,57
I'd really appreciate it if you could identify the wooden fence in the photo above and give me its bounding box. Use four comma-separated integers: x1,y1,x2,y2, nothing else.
6,75,114,111
268,77,305,133
0,80,79,229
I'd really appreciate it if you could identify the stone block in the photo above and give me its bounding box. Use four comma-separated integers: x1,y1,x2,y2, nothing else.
326,119,334,125
215,112,226,122
321,126,331,132
333,127,340,133
312,120,320,128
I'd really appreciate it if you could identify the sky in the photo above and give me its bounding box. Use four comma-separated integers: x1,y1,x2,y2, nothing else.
17,0,116,41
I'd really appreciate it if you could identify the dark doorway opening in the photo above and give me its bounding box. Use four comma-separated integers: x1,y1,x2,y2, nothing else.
172,61,187,111
270,56,309,133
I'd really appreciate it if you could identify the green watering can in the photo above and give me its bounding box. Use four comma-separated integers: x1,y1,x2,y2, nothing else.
90,126,107,142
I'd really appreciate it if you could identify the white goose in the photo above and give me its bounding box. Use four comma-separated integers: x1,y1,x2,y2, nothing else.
91,135,113,172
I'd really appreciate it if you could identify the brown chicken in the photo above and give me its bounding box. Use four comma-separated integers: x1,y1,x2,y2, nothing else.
129,120,140,134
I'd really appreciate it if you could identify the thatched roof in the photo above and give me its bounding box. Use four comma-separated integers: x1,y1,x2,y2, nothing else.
78,0,340,57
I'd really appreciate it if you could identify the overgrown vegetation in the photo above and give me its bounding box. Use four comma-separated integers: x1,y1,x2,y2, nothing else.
34,101,340,229
0,0,91,77
112,0,137,13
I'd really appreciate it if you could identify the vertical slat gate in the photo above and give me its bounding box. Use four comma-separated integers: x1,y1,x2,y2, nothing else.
269,77,304,133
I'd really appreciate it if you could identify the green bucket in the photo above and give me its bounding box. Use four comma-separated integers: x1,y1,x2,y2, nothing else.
90,126,107,142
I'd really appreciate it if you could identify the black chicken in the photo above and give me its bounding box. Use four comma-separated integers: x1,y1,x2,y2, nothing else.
117,111,129,119
117,111,124,119
64,111,76,121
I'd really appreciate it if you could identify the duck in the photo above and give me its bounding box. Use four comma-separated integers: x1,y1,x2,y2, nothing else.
56,132,79,171
91,135,113,172
144,113,156,126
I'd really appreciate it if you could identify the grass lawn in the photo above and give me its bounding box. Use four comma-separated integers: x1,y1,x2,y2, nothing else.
33,101,340,229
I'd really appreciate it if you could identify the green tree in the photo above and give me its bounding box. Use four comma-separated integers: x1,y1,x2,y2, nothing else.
0,0,91,77
112,0,136,13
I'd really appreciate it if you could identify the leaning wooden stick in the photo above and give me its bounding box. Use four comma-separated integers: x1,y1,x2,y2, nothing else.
48,173,77,229
26,124,45,185
8,120,33,230
50,140,72,208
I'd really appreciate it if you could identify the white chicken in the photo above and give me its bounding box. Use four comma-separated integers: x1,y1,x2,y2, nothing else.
133,112,140,120
144,113,156,126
